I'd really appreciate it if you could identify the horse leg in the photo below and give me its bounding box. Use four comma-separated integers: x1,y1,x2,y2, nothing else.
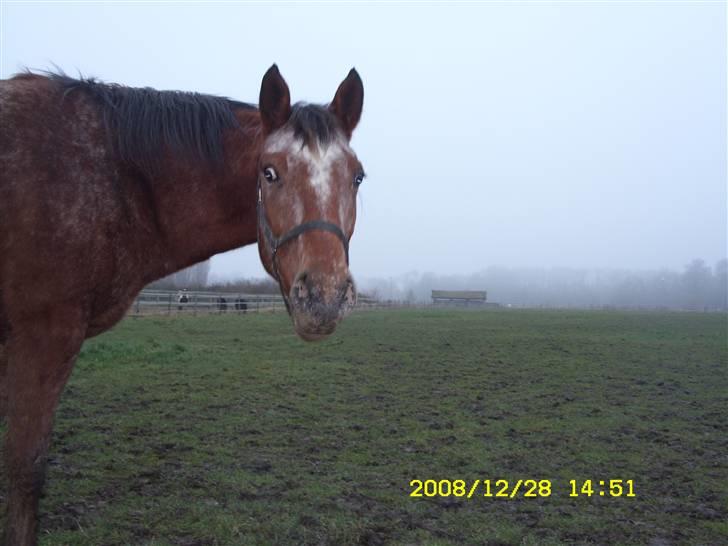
3,309,85,546
0,343,7,421
0,313,8,420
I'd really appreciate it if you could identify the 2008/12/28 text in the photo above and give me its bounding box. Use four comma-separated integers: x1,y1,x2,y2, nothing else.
409,479,636,499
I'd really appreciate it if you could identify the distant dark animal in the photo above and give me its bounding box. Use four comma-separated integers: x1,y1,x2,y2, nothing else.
0,64,364,545
217,296,228,312
234,298,248,312
177,291,190,310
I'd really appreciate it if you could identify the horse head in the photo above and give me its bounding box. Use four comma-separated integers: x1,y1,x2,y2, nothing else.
256,65,364,341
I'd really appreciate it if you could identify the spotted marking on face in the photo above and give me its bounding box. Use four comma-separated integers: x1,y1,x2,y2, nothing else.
296,140,345,209
263,129,354,223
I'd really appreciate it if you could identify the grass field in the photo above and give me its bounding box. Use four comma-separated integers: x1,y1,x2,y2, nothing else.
1,309,726,545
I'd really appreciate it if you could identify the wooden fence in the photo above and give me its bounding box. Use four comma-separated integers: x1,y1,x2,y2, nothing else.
127,289,384,316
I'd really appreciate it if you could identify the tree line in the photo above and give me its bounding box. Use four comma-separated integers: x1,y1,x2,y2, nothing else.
361,259,727,311
147,258,727,311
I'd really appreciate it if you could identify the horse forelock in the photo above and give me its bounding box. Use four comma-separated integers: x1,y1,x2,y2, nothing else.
287,103,343,148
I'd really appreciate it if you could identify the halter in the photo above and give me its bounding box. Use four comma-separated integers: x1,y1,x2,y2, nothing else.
257,180,350,281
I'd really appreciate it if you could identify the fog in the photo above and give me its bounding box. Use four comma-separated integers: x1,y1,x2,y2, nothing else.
360,259,727,310
2,2,725,283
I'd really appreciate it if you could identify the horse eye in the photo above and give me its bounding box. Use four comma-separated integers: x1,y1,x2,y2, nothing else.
263,166,279,183
354,172,365,186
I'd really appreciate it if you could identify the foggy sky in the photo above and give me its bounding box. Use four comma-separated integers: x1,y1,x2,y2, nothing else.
2,2,725,280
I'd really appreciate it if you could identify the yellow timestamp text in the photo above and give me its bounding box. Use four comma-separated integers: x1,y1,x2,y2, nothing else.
410,479,553,499
408,479,636,499
569,479,635,497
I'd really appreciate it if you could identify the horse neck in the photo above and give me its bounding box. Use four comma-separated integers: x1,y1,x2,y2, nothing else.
142,110,263,279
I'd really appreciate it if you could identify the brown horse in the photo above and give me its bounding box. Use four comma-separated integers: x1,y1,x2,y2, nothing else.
0,64,364,545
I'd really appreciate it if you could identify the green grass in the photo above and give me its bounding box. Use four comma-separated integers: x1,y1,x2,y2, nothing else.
2,309,726,545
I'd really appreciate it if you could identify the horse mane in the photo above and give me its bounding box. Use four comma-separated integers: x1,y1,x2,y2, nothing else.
35,71,342,173
44,71,256,174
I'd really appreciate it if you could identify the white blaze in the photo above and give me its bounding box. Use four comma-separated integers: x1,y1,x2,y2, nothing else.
263,129,352,221
298,139,345,213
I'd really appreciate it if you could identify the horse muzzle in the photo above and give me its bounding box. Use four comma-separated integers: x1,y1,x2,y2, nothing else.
288,271,356,341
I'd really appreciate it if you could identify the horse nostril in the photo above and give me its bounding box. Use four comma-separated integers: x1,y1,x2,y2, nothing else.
293,273,309,302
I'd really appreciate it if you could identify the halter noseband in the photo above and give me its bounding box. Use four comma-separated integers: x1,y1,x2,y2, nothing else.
257,181,350,281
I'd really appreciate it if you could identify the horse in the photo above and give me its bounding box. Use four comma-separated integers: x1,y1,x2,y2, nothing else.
235,297,249,312
0,64,364,545
177,289,190,310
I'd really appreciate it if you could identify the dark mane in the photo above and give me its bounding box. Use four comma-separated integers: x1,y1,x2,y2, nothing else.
288,103,343,147
46,72,256,173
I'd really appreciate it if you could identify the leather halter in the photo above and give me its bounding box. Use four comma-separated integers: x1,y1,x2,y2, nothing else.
257,180,350,281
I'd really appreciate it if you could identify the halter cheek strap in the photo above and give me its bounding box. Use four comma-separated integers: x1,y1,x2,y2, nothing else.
257,182,350,281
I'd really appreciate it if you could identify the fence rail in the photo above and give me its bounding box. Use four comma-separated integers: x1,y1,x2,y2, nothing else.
126,290,716,317
128,289,384,316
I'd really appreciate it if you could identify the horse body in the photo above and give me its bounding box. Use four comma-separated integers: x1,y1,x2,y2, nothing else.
0,65,364,544
0,74,261,336
0,73,265,543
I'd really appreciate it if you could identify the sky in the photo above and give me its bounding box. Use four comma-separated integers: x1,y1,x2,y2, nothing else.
2,1,726,280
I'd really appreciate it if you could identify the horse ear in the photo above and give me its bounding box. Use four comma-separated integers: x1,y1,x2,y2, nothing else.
259,64,291,133
329,68,363,140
